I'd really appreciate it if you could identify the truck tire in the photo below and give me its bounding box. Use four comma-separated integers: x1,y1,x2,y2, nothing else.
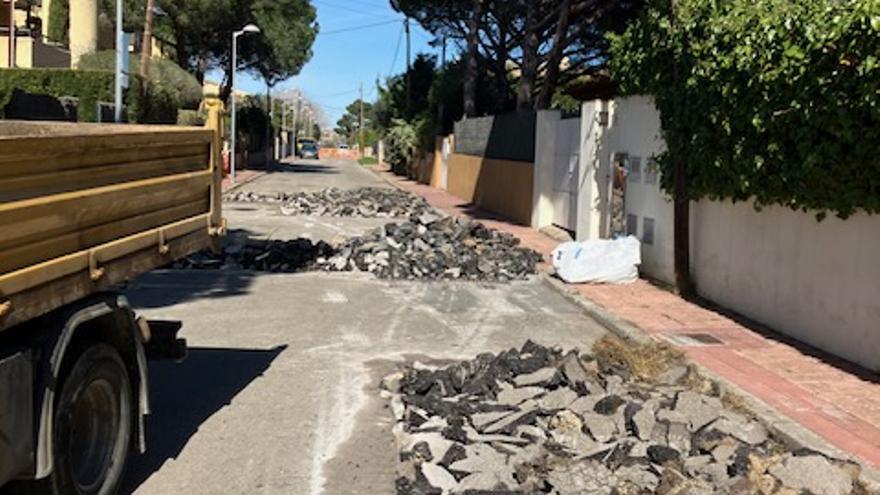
13,344,133,495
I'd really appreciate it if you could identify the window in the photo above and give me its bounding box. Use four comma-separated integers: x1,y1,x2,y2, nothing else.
645,158,659,185
626,214,639,236
628,157,642,183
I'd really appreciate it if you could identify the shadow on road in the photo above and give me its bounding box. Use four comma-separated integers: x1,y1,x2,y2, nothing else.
122,345,287,492
278,162,340,175
125,270,261,309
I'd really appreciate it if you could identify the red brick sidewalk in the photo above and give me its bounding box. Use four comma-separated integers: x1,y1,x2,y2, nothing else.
221,169,264,193
376,167,880,469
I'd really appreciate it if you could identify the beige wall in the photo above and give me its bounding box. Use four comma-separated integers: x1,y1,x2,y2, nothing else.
69,0,98,67
447,153,534,225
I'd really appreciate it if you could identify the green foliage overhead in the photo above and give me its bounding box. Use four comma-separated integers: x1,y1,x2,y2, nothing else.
121,0,318,95
77,51,203,109
609,0,880,218
0,68,177,123
48,0,69,44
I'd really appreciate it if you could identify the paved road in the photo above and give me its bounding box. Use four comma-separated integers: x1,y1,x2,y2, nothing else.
122,158,608,494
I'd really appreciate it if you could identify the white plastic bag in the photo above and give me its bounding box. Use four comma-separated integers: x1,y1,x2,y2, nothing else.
551,236,642,284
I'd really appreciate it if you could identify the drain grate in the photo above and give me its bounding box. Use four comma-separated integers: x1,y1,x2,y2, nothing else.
663,333,725,347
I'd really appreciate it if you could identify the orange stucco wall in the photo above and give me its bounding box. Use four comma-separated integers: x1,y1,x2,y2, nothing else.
447,153,534,225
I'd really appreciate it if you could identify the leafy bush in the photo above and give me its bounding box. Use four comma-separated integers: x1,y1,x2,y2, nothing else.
236,98,271,152
48,0,69,44
609,0,880,218
77,51,203,109
0,68,178,123
385,118,419,175
129,76,179,124
358,156,378,166
177,109,206,127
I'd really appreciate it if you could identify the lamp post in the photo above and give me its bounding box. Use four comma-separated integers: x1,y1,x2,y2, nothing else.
230,23,260,185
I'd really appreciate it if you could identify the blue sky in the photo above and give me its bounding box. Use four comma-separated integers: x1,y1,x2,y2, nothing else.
232,0,439,126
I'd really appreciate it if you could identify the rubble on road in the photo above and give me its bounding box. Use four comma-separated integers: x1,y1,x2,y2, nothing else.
173,237,334,273
173,215,541,282
384,340,867,495
316,215,543,282
225,187,434,218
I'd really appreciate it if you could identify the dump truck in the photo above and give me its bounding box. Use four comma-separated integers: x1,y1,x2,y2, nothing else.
0,108,225,494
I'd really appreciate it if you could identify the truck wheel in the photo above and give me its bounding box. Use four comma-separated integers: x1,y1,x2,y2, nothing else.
14,344,133,495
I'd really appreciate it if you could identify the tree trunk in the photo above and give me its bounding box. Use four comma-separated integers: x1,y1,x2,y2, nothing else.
463,0,484,118
516,2,539,111
139,0,155,89
195,55,207,85
536,0,573,110
494,26,511,112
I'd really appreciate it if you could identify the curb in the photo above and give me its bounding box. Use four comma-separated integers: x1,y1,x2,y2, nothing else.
538,272,880,482
222,171,266,194
538,272,650,345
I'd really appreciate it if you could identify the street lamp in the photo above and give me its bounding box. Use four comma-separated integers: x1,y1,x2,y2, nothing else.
230,23,260,185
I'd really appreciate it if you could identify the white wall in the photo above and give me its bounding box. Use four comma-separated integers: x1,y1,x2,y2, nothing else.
606,96,675,285
692,201,880,370
532,111,560,229
575,100,611,241
550,117,581,231
597,95,880,371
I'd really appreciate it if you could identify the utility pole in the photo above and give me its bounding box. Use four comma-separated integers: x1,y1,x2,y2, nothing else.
140,0,155,86
405,17,411,115
7,0,15,68
114,0,124,122
359,82,365,154
441,35,447,68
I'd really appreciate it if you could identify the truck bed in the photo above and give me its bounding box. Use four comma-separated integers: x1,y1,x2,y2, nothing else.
0,119,224,332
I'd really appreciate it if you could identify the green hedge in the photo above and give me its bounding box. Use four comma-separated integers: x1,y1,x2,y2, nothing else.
77,51,203,110
609,0,880,219
0,68,178,123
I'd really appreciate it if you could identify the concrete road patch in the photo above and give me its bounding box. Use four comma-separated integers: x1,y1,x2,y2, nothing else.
123,272,607,494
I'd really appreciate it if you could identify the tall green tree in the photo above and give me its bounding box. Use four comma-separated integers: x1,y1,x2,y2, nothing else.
392,0,644,112
335,99,374,144
120,0,318,101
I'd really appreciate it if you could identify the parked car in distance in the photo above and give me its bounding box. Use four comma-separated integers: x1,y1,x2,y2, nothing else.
301,143,320,160
339,143,349,150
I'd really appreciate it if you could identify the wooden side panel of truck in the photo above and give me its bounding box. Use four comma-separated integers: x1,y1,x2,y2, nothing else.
0,118,225,333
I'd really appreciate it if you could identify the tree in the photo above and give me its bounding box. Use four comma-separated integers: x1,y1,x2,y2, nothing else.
392,0,644,112
335,99,374,144
122,0,318,101
139,0,155,88
374,54,437,129
609,0,880,293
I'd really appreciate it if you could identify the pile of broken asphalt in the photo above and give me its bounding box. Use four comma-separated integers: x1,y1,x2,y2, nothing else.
383,341,871,495
174,214,542,282
225,186,434,218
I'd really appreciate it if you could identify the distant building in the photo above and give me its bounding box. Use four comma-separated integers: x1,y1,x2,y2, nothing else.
2,0,168,69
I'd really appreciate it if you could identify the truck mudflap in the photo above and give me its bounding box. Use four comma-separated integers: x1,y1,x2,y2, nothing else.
0,349,33,486
142,319,188,362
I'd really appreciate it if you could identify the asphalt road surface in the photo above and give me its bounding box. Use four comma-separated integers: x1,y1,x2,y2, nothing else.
122,158,608,494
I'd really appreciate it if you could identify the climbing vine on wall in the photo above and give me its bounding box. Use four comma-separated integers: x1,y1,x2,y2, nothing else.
609,0,880,219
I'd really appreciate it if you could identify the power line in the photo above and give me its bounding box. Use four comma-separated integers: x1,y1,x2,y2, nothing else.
318,19,400,36
310,88,359,98
313,0,400,20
